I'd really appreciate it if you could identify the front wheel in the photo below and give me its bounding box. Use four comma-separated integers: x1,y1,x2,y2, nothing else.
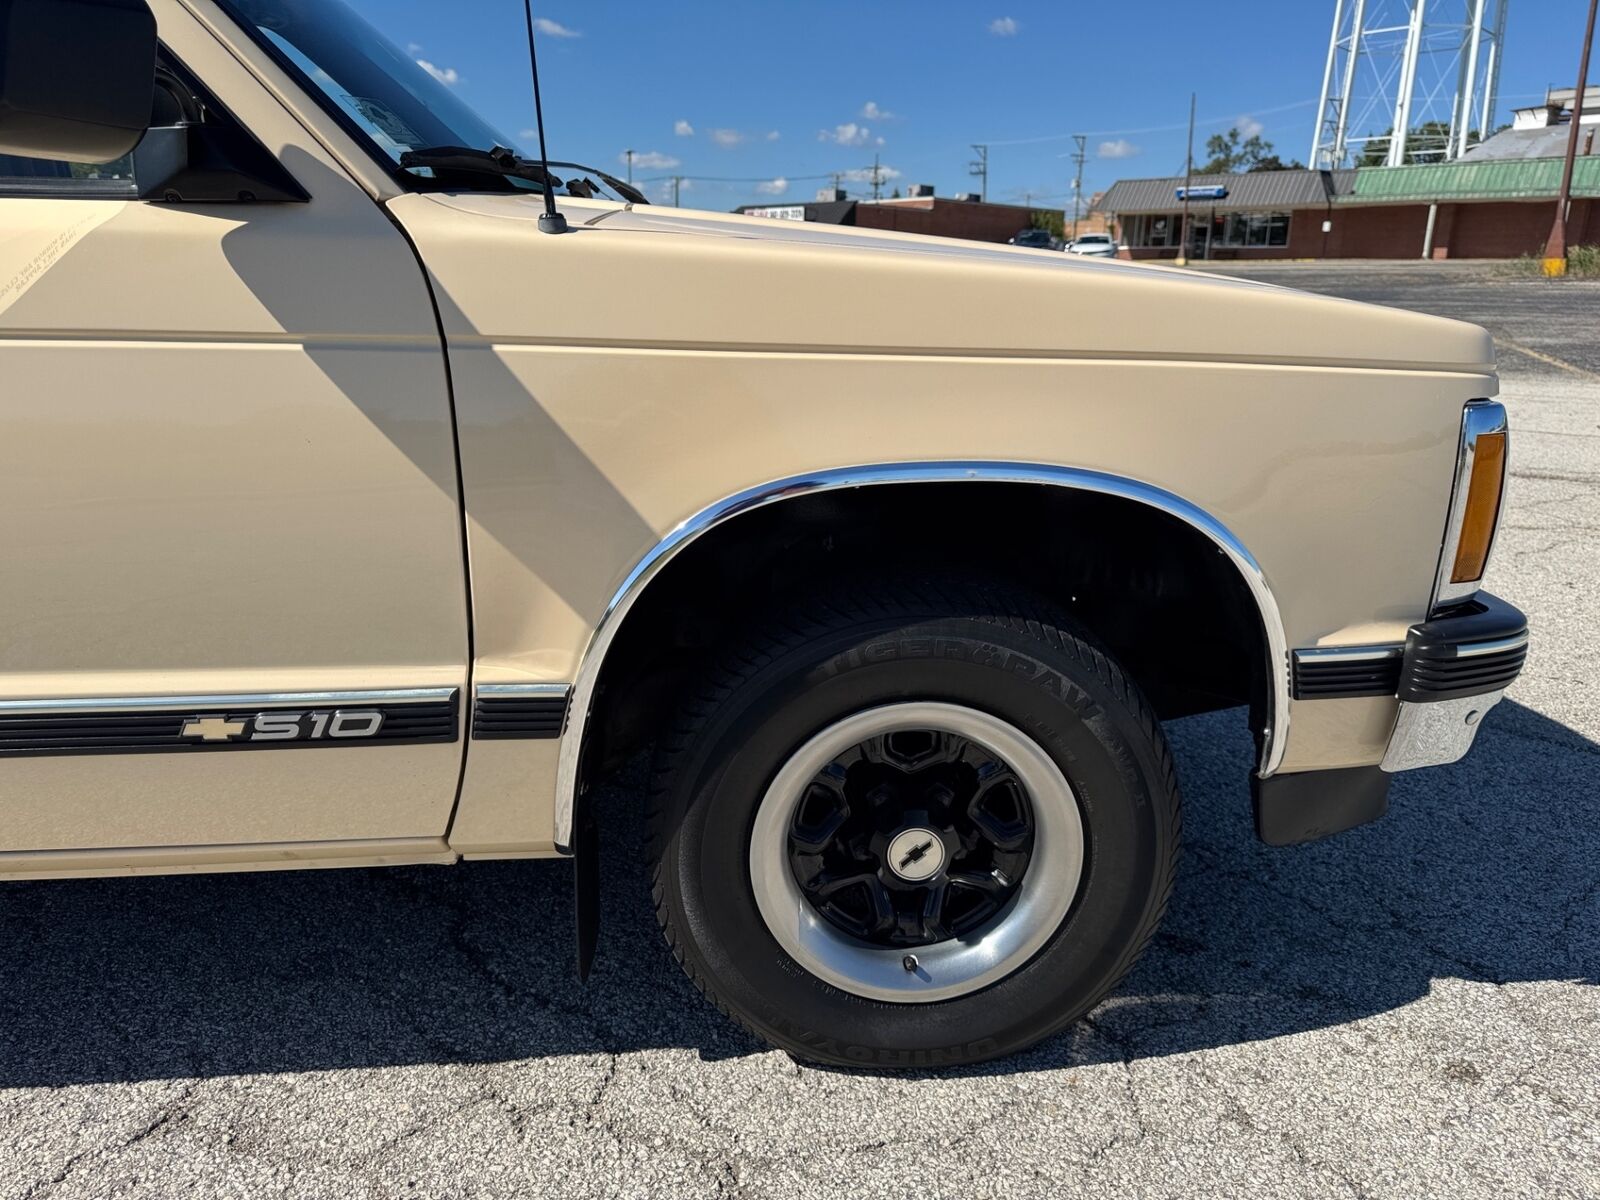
649,580,1181,1068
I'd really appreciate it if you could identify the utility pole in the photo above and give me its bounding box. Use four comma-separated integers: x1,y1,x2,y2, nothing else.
1175,93,1196,267
870,153,884,201
624,148,634,185
1543,0,1597,277
1070,134,1087,240
670,175,681,206
969,144,988,202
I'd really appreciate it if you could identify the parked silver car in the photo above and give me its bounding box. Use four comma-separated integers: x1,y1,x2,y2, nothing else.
1066,232,1119,257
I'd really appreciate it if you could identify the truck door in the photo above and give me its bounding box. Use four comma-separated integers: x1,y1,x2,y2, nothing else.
0,5,468,867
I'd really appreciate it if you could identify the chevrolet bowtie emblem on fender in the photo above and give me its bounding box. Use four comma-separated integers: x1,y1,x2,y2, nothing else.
181,715,248,741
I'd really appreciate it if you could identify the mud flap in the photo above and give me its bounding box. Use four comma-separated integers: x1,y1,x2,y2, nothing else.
1252,766,1390,846
573,799,600,981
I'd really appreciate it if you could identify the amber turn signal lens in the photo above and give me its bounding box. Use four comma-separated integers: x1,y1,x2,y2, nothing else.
1450,431,1506,584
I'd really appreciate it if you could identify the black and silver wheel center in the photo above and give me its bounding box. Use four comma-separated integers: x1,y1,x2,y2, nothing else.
784,725,1036,949
886,826,946,882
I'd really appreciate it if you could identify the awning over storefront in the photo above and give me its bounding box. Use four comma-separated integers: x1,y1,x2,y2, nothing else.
1344,156,1600,203
1100,169,1355,215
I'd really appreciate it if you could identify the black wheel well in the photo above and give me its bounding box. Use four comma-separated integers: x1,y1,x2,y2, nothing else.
580,481,1269,784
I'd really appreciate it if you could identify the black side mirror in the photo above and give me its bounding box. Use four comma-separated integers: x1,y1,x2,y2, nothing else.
0,0,157,163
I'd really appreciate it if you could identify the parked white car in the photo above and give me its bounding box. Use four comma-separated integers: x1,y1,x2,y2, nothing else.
1066,233,1119,257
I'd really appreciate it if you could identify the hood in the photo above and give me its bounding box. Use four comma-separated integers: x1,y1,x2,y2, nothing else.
393,193,1496,376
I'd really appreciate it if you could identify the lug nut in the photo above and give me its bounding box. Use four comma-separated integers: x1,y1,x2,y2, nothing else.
902,954,919,973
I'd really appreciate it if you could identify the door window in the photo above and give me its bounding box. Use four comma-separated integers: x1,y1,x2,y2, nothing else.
0,153,137,198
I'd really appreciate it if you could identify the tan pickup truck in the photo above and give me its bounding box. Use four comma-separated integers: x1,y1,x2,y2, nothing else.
0,0,1527,1067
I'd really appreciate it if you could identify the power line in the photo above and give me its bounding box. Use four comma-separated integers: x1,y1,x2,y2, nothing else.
982,98,1319,147
638,172,835,184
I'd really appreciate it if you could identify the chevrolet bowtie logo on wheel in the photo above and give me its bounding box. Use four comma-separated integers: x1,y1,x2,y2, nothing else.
179,710,386,743
899,840,935,871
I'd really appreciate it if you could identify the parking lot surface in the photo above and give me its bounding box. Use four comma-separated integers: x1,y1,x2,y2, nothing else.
2,262,1596,1199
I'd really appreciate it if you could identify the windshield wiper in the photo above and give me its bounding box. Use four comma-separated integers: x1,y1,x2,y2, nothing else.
544,161,650,205
398,145,650,205
398,144,562,190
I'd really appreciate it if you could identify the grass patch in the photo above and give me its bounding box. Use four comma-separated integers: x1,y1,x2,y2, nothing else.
1495,246,1600,278
1569,244,1600,276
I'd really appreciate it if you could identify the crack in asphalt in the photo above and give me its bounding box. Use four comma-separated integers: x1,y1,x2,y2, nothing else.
20,1082,198,1200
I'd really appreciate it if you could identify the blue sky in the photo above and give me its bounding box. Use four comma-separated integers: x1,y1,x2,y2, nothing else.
348,0,1597,211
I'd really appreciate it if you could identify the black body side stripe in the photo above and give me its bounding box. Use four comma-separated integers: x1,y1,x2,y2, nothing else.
1291,649,1404,700
472,691,569,739
0,690,459,757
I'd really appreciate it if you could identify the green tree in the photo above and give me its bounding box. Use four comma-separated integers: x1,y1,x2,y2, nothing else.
1355,122,1470,166
1028,208,1065,239
1197,128,1303,173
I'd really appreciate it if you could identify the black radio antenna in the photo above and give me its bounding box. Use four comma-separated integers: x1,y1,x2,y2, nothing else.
522,0,567,233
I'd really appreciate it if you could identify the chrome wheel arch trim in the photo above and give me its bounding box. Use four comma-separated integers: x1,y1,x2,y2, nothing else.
553,461,1290,850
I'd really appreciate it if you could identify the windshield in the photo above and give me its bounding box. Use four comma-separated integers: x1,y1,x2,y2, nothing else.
221,0,519,180
1076,235,1111,244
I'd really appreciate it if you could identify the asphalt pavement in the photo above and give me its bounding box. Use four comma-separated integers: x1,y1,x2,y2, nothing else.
2,262,1596,1199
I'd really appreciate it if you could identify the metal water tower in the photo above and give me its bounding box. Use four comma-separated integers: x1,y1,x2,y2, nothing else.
1310,0,1510,169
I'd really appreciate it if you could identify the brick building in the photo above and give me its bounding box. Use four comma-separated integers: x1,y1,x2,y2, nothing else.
1100,160,1598,261
1101,85,1600,262
737,185,1110,246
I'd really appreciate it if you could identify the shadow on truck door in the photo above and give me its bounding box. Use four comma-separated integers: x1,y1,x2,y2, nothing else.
0,698,1591,1086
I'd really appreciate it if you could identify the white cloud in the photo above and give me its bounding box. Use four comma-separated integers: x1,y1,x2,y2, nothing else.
406,42,423,54
519,129,538,141
1237,115,1265,139
989,16,1019,35
1097,138,1140,159
860,101,898,121
819,123,872,147
709,128,745,148
534,17,581,38
755,177,789,195
627,150,681,170
416,60,459,86
766,130,781,141
648,178,691,202
674,119,695,137
841,165,902,183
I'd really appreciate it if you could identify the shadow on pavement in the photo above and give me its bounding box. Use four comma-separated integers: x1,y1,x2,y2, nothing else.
0,700,1593,1086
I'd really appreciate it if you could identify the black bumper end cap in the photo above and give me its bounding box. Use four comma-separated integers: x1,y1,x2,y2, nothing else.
1252,766,1391,847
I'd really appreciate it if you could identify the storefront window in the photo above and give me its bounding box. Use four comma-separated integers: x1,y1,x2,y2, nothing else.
1125,210,1291,248
1212,211,1293,248
1123,210,1290,250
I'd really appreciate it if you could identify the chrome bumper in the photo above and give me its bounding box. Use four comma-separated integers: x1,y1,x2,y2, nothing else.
1380,593,1528,772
